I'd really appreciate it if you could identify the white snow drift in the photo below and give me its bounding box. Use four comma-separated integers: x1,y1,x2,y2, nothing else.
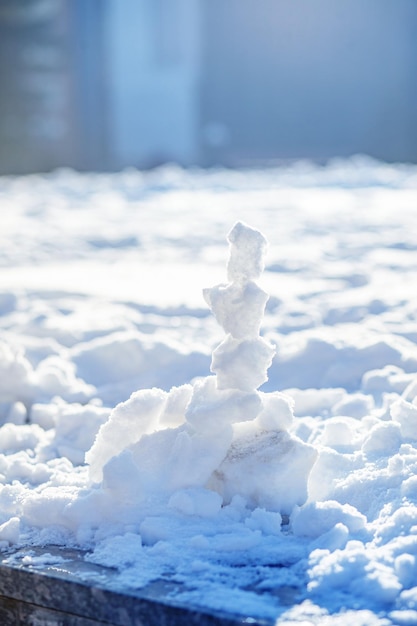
0,159,417,625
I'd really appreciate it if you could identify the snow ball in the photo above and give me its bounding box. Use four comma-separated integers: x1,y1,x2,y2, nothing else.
292,500,366,538
168,488,222,517
211,336,275,392
226,221,267,283
391,398,417,440
203,281,269,339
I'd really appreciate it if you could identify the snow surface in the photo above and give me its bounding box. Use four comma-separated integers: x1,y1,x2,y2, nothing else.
1,157,417,624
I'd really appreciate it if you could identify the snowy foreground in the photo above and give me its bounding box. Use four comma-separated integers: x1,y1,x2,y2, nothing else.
1,158,417,624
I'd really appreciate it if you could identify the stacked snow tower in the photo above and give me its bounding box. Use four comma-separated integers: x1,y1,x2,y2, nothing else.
87,222,317,517
203,222,317,513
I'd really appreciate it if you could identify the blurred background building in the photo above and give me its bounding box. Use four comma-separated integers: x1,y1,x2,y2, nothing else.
0,0,416,174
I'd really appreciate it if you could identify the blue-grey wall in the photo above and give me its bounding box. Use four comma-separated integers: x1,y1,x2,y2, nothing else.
0,0,416,173
201,0,417,165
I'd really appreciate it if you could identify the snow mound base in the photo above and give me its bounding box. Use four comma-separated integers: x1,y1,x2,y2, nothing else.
87,222,317,514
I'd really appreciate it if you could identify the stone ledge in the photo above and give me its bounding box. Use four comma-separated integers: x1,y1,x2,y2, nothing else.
0,547,276,626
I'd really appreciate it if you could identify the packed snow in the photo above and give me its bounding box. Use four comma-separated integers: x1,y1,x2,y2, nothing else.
1,157,417,624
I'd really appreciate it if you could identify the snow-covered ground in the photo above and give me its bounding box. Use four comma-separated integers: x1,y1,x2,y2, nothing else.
1,157,417,624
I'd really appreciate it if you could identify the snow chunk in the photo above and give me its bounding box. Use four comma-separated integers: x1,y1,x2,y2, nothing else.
87,387,169,483
185,376,261,433
128,425,232,495
292,500,367,538
211,336,275,392
203,281,268,339
226,221,267,283
209,427,317,514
